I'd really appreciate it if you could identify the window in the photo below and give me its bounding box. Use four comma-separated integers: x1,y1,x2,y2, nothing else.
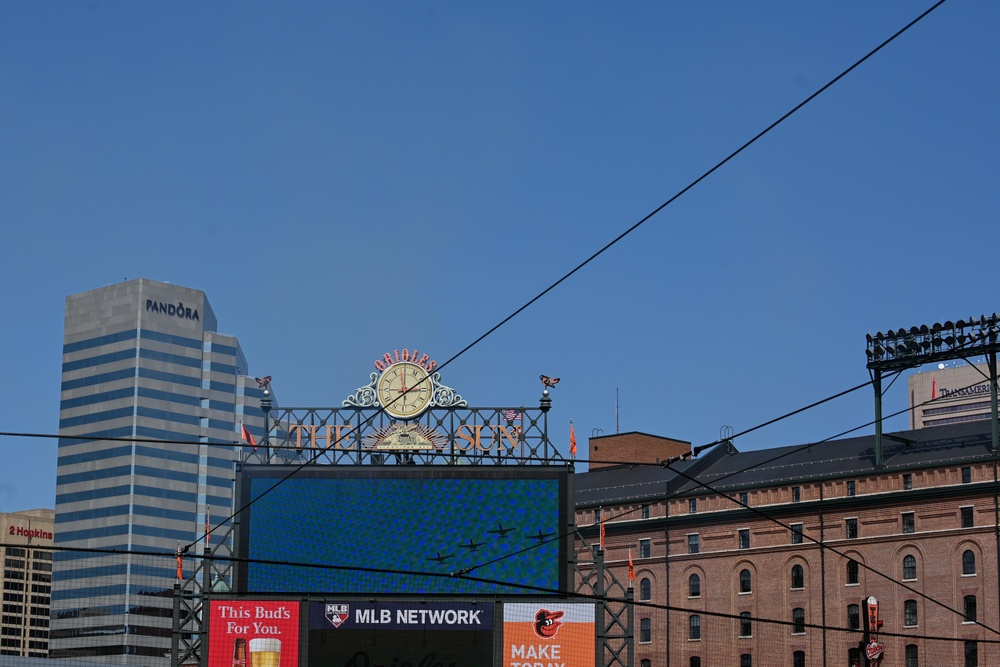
689,498,697,514
846,480,856,496
791,523,804,544
964,595,977,622
963,550,977,575
792,607,805,634
641,661,651,667
596,508,602,522
739,492,748,506
740,653,752,667
792,486,801,502
641,504,650,519
848,648,861,667
639,617,651,643
689,658,701,667
639,538,651,559
687,534,699,554
739,569,752,593
845,518,858,539
689,615,701,640
688,573,701,597
639,577,651,601
903,555,916,580
739,611,752,637
903,473,912,490
846,560,859,585
904,599,917,626
791,564,804,589
905,644,918,667
961,506,974,528
847,604,860,630
962,467,972,484
793,650,805,667
902,512,915,534
965,640,977,667
738,529,750,549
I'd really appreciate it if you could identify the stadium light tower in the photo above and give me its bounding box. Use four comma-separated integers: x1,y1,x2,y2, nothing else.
865,314,1000,465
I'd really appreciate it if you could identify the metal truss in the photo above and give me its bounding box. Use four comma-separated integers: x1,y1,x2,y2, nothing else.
575,536,635,667
242,392,561,466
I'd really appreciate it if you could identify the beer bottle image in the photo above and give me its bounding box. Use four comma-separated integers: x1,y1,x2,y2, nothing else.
232,638,247,667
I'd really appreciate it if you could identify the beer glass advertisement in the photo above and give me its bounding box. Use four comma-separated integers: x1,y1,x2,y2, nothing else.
237,466,571,595
502,603,595,667
307,601,494,667
208,600,301,667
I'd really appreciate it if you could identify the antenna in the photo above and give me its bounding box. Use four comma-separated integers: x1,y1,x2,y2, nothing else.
616,386,620,434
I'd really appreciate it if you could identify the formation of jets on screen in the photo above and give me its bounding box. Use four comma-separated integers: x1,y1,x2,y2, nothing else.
423,524,557,565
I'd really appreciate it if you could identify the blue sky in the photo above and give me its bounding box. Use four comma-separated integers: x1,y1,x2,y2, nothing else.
1,2,997,513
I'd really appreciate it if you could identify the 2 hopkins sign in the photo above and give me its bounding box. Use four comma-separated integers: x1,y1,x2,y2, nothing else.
209,601,594,667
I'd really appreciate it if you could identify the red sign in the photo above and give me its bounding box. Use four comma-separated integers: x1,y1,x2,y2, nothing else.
207,600,299,667
866,641,884,660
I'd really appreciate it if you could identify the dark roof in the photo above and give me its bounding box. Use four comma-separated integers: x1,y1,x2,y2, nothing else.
575,419,996,507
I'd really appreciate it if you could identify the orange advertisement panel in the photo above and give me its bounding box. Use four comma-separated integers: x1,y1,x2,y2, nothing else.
208,599,300,667
503,603,595,667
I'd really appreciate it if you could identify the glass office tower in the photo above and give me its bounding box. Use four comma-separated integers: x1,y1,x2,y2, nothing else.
51,279,269,664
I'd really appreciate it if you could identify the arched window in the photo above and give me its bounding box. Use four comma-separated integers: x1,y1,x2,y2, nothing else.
963,550,977,575
791,564,804,589
905,644,918,667
689,615,701,640
792,607,805,634
847,604,860,630
688,573,701,597
641,661,651,667
689,658,701,667
846,559,859,584
739,611,751,637
639,617,651,643
904,599,918,626
639,577,651,601
793,650,805,667
739,568,752,593
903,554,916,580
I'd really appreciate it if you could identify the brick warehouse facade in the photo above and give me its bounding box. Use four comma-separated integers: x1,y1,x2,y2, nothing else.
575,421,999,667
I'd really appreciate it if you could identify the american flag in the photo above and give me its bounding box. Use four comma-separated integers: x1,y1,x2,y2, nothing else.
502,409,522,422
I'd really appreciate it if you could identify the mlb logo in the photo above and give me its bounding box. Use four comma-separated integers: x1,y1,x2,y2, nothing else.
325,604,349,628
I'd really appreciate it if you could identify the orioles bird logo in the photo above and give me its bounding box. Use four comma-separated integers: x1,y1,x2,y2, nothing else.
533,608,565,639
540,375,560,388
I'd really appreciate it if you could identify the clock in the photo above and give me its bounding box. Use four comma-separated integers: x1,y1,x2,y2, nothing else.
376,361,433,420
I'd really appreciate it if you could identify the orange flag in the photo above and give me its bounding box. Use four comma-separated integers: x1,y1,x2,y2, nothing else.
241,423,257,450
570,422,577,458
628,549,635,582
176,545,183,580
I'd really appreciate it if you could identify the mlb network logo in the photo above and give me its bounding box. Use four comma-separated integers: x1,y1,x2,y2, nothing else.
325,604,349,628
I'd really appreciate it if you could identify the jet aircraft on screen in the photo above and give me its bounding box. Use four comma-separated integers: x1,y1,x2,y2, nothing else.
487,523,516,538
528,529,555,543
426,552,454,564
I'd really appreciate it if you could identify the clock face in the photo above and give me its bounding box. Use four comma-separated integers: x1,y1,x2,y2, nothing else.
376,362,433,419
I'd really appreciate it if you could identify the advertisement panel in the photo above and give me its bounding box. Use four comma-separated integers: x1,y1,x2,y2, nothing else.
236,466,571,595
307,600,494,667
503,603,595,667
207,600,301,667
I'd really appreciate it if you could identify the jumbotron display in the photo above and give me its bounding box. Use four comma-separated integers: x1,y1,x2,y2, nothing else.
235,465,572,595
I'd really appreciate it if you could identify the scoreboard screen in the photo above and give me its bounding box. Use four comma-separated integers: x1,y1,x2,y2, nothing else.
235,465,572,595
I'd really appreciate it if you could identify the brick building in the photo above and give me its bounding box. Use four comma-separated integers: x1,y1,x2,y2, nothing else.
1,509,54,658
575,420,998,667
